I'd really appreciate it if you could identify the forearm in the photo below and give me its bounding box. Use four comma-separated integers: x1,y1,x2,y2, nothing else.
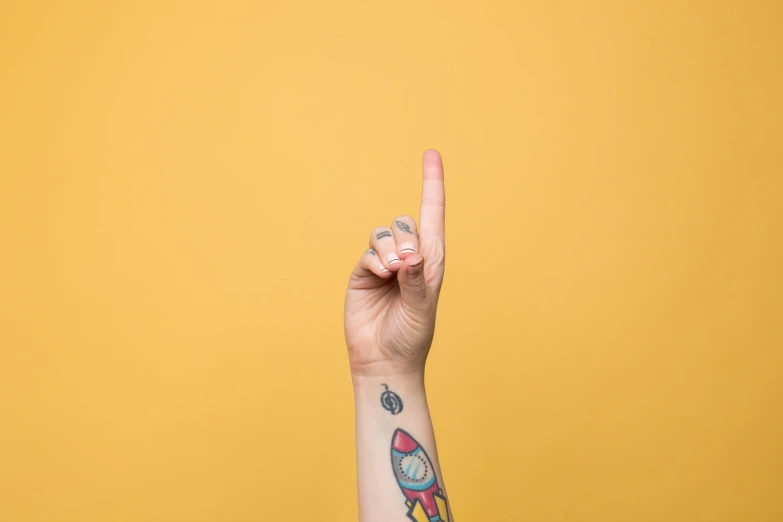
353,372,453,522
345,150,449,521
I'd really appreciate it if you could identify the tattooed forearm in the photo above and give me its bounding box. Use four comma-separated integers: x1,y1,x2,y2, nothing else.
391,429,450,522
395,220,412,233
380,384,403,414
379,387,449,520
376,231,393,240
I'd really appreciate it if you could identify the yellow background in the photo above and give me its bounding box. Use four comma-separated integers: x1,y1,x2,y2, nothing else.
1,1,781,520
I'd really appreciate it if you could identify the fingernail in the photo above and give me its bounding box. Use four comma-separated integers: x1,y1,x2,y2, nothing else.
399,242,416,254
409,257,423,267
386,253,401,265
380,264,389,272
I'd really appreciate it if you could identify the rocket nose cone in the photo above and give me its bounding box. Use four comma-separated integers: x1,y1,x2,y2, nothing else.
392,429,420,453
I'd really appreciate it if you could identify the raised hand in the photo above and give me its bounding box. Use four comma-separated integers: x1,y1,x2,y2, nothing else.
344,150,446,377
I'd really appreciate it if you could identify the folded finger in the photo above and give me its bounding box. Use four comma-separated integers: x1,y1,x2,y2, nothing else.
370,226,402,271
391,215,419,260
352,247,392,280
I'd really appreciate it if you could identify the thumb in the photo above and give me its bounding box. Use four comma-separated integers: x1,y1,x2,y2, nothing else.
396,254,429,311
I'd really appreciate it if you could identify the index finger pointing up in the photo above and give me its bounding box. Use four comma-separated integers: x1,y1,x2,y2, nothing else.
419,149,445,242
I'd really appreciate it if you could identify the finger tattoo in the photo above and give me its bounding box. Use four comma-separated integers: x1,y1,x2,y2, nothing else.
376,231,393,240
395,221,412,233
366,248,377,256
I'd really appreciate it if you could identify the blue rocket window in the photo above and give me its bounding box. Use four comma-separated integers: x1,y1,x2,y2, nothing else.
399,454,430,483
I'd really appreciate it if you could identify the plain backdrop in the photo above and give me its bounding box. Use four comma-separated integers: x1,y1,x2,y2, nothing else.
1,1,781,521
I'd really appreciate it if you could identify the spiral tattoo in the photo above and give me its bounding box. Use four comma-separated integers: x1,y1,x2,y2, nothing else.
380,384,403,415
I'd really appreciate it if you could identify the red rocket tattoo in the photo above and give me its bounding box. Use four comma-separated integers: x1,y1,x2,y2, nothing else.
391,429,450,522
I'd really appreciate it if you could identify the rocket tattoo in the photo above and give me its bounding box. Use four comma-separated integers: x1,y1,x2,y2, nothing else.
391,429,450,522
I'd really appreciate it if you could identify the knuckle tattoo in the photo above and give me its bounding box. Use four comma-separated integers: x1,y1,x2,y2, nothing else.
394,220,412,233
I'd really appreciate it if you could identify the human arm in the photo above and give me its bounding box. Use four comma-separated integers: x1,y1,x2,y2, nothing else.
344,150,453,522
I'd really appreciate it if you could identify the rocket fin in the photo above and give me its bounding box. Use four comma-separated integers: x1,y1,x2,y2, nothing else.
434,492,450,522
406,499,430,522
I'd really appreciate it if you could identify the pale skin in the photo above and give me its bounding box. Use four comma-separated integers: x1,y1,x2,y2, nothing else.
344,150,454,522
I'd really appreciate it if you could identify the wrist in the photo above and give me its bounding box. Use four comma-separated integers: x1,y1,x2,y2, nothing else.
351,370,424,390
352,370,426,410
349,359,427,381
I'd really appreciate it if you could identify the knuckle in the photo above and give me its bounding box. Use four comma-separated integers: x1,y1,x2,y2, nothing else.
425,241,445,264
393,216,416,234
420,197,445,207
371,226,394,241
